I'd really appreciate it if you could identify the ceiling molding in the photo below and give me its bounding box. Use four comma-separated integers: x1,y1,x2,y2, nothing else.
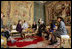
34,1,47,4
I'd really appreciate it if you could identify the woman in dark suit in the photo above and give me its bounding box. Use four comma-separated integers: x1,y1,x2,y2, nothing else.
16,20,23,37
32,22,37,31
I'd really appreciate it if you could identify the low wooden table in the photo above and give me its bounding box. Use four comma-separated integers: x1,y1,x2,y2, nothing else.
10,30,20,36
22,29,38,38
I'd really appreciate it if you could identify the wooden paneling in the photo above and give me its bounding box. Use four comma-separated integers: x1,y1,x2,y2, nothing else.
34,2,45,24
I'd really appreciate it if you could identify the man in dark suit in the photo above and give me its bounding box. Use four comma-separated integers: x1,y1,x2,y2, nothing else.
37,21,46,37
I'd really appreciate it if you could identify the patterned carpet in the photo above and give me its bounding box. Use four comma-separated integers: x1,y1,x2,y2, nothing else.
8,36,61,48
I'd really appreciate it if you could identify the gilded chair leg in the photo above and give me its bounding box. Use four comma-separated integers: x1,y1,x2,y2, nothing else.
60,38,61,48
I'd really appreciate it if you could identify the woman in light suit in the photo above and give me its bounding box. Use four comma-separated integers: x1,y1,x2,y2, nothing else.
53,17,67,38
49,17,67,45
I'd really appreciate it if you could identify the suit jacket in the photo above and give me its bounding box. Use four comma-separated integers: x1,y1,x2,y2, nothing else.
32,24,37,30
38,23,46,33
22,22,29,30
57,21,67,35
16,23,23,33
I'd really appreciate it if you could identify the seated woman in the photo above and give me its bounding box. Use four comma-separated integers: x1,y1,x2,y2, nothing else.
1,27,17,44
32,22,37,31
48,20,57,45
22,20,29,30
49,17,67,45
16,20,23,37
53,17,67,37
50,20,56,33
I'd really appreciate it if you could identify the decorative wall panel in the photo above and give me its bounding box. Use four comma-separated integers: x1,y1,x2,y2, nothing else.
45,1,71,26
34,2,45,24
1,1,34,26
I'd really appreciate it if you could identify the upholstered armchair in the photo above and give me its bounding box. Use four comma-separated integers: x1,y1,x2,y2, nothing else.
10,25,19,36
1,35,7,48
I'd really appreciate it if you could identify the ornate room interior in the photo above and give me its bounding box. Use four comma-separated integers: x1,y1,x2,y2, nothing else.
1,1,71,48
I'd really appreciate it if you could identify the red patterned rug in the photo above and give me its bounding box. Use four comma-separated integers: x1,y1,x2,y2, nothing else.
7,36,44,47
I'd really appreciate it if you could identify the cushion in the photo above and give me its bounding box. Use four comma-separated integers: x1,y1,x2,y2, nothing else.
12,25,16,30
1,39,4,44
10,30,18,33
61,35,70,39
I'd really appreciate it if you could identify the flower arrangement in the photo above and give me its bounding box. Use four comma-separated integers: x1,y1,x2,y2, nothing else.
25,28,33,33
